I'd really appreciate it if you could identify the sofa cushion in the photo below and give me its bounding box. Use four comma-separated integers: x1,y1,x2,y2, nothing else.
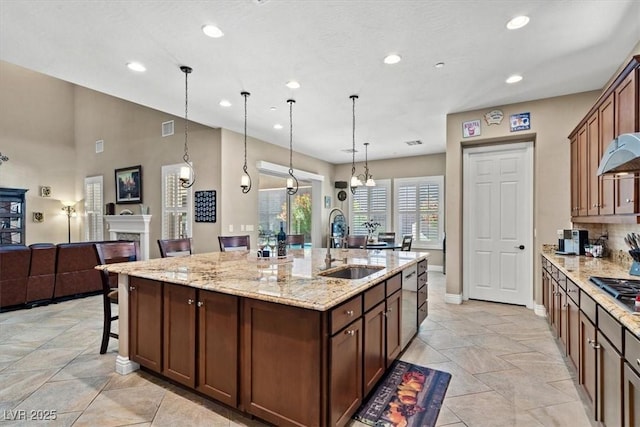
0,246,31,308
26,243,56,303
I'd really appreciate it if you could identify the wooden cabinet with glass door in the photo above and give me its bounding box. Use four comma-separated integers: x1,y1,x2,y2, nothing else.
0,188,27,245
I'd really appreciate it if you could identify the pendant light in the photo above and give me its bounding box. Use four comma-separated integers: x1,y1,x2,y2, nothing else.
286,99,299,195
349,95,363,194
179,65,195,189
240,91,252,193
363,142,376,186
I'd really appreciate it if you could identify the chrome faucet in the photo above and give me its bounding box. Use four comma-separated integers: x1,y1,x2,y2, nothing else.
326,207,347,269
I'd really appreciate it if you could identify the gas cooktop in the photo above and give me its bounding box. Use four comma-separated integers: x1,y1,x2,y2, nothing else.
589,276,640,313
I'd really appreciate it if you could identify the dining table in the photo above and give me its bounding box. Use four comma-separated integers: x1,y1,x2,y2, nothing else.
361,241,402,250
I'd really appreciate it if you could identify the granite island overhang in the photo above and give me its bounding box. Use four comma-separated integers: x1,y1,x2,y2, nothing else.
97,248,430,427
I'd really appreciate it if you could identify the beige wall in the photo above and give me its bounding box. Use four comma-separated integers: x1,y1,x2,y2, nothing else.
445,91,600,304
334,153,446,267
0,61,77,244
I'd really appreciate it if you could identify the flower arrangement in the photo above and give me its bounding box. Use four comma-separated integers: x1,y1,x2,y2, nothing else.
363,220,381,240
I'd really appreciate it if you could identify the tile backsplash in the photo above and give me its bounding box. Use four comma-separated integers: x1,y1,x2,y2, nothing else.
573,222,640,266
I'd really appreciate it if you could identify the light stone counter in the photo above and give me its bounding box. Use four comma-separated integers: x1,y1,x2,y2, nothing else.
99,248,429,311
541,250,640,338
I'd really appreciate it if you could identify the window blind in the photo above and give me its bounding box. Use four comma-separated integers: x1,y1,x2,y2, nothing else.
84,176,103,241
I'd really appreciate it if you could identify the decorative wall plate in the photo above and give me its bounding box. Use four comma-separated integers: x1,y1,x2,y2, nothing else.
337,190,347,201
40,186,51,197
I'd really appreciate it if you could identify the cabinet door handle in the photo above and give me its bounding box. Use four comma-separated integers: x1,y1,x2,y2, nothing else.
405,272,416,279
187,299,194,305
627,198,634,203
197,301,204,307
636,358,640,366
345,330,355,336
562,304,567,308
345,310,354,317
591,343,601,349
567,289,577,293
129,286,136,291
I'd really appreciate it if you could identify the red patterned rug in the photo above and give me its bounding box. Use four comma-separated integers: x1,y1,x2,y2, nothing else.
353,360,451,427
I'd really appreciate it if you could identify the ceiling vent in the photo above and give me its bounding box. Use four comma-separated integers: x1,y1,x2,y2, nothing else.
162,120,174,137
405,140,423,146
95,140,104,153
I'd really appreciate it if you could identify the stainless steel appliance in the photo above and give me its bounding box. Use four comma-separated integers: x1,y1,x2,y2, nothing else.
401,264,418,348
589,276,640,313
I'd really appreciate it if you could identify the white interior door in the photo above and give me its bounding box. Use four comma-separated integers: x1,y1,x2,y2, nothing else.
463,142,533,307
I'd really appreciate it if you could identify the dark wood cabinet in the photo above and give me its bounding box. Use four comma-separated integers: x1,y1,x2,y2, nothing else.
597,333,623,426
417,260,428,328
569,56,639,222
624,330,640,427
566,282,580,370
242,298,322,427
0,188,27,246
197,290,239,407
599,94,615,215
129,277,162,372
330,318,363,427
579,311,597,419
163,283,196,387
363,301,385,396
385,290,402,366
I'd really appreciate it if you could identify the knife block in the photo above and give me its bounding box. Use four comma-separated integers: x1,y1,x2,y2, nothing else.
630,261,640,276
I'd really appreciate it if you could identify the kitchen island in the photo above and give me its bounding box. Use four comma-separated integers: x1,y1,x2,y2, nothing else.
99,248,429,427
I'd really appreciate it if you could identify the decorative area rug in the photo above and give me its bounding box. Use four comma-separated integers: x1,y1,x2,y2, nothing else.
353,360,452,427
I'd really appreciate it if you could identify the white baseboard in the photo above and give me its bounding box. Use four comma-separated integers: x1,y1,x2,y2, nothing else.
115,355,140,375
428,265,443,272
445,293,463,304
534,303,547,318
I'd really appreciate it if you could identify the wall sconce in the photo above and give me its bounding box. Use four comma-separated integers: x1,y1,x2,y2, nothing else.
61,202,76,243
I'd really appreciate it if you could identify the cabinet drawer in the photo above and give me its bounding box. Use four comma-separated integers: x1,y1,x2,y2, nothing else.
386,273,402,296
331,296,362,335
598,306,622,352
625,330,640,371
417,259,427,276
566,280,579,304
418,302,428,326
581,291,596,323
418,272,428,288
364,282,385,312
418,285,427,307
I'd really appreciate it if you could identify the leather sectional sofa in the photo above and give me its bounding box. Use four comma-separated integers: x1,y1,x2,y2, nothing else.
0,241,121,310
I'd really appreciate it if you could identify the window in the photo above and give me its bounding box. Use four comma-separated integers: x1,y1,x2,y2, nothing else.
350,179,391,235
84,176,103,241
162,164,192,239
258,173,312,244
395,176,444,249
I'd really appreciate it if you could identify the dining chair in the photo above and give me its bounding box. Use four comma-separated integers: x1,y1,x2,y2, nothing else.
377,232,396,245
96,241,139,354
218,235,251,252
346,235,367,248
286,234,305,248
401,235,413,251
158,238,192,258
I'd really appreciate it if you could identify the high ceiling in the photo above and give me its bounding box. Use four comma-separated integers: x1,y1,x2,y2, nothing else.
1,1,639,164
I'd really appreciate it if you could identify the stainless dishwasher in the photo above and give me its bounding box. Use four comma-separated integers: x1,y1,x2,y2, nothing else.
401,263,418,349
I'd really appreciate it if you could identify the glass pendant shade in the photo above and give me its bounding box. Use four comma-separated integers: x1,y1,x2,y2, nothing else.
351,175,363,187
365,177,376,187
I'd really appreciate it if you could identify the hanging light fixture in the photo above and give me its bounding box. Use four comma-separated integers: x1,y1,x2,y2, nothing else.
363,142,376,186
286,99,299,195
349,95,363,194
179,65,195,188
240,91,252,193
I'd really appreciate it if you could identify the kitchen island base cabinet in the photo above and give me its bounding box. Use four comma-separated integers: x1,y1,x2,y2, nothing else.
241,299,323,427
363,302,385,397
197,291,238,408
163,283,196,388
129,277,162,372
330,318,363,427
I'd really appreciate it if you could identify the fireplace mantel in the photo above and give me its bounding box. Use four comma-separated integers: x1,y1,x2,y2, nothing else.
104,215,152,260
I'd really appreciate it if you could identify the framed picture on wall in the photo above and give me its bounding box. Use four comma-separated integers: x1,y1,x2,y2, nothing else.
115,165,143,204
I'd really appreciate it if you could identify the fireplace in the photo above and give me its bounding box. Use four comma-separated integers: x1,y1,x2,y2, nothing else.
104,215,152,260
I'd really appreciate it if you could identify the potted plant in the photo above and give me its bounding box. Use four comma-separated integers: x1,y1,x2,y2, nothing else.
363,220,381,243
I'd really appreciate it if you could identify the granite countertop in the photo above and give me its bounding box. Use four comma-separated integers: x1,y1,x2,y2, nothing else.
98,248,429,311
541,249,640,338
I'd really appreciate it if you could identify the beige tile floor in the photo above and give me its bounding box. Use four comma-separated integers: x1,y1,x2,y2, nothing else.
0,272,595,426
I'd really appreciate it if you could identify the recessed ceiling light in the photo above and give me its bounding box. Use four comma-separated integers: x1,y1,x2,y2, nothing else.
434,62,445,68
270,106,277,111
506,74,523,84
384,54,402,65
506,15,530,30
273,124,283,129
126,62,146,72
286,80,300,89
219,99,232,107
202,24,224,38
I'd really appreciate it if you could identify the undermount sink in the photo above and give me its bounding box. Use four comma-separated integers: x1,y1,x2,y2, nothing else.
318,265,384,280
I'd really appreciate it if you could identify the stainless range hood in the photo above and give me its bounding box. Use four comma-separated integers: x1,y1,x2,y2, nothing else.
597,133,640,175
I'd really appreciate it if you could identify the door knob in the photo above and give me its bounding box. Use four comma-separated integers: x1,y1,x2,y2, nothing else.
515,245,525,250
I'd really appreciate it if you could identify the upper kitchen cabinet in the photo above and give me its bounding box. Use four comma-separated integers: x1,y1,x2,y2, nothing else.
569,55,639,223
